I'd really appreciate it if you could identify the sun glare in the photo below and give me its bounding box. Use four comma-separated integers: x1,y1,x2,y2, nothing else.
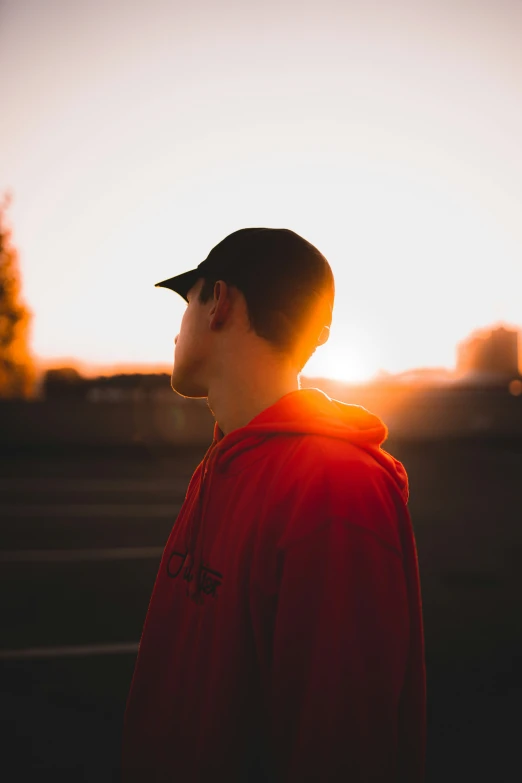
303,339,376,384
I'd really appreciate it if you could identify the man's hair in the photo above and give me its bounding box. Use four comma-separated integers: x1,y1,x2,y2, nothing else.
198,269,334,373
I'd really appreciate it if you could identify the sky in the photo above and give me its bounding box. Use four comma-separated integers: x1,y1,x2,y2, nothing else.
1,0,521,382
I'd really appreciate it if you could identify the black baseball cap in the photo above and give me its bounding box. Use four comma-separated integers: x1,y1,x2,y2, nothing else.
155,228,334,323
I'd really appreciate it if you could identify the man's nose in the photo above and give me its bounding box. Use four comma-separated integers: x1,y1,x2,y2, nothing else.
175,334,179,345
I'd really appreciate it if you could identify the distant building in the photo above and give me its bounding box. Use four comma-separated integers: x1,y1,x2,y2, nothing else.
42,370,207,406
85,374,207,405
456,326,520,380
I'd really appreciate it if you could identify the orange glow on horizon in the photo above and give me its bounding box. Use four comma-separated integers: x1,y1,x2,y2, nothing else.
33,321,521,385
34,357,174,380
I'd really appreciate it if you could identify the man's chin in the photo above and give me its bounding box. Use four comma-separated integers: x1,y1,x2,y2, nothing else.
170,372,208,399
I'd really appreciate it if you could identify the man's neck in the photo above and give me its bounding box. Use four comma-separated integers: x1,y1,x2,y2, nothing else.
207,371,300,436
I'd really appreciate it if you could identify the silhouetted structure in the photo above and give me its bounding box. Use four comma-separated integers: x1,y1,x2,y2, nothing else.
42,367,89,399
456,325,520,380
41,369,206,406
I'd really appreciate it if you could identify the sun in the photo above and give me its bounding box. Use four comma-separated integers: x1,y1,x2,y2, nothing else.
303,342,376,384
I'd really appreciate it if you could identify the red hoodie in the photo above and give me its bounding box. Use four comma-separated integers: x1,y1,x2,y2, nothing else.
122,388,426,782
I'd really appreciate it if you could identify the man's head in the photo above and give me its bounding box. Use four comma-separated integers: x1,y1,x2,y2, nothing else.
156,228,335,398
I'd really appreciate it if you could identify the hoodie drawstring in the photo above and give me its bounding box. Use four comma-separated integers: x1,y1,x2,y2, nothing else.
186,443,218,605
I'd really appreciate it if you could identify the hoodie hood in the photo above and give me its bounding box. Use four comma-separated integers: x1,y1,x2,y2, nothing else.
186,387,408,603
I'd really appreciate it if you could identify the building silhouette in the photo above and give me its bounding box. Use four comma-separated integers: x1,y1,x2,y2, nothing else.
456,325,520,380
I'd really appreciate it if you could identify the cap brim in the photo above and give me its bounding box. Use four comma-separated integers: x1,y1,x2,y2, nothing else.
154,269,201,302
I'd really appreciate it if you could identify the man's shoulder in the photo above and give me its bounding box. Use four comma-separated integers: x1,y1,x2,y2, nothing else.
265,433,384,482
255,436,398,521
258,435,405,552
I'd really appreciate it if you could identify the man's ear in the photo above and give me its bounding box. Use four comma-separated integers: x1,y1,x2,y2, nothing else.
209,280,233,330
317,325,330,346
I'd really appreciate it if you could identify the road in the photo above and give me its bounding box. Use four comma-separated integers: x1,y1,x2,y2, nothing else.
1,439,521,782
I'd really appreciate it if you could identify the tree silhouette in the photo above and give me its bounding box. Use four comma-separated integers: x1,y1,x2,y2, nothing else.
0,196,35,398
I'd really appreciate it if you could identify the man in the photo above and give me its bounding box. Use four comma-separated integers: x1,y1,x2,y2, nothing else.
122,228,426,782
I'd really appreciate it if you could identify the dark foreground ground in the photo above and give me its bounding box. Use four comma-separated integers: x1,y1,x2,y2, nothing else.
1,437,521,782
